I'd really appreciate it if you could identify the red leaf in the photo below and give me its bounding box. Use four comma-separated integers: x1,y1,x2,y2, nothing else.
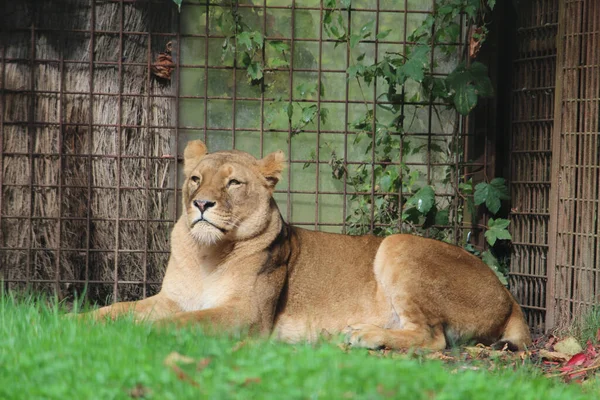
585,340,597,358
565,352,587,367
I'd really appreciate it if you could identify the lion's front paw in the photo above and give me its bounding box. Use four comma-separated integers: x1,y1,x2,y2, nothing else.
343,324,387,349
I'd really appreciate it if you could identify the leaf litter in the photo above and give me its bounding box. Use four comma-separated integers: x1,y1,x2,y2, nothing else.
351,328,600,385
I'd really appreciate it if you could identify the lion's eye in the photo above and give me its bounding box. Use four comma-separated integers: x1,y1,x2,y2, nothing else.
227,179,242,187
190,175,201,183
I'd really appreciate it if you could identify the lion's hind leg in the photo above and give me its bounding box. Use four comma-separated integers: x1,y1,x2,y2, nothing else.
344,322,446,351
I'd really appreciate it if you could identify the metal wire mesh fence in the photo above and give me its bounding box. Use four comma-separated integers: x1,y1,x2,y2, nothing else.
1,0,487,307
547,0,600,330
509,0,559,333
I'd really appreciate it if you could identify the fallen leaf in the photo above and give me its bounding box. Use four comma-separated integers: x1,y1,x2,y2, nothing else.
554,337,583,356
196,357,211,371
231,340,248,353
585,340,598,358
163,352,200,387
539,349,570,362
164,352,195,366
563,352,587,368
127,383,151,399
243,377,262,386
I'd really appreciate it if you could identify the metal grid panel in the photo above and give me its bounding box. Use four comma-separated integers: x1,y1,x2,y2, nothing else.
509,0,559,333
1,0,178,303
547,0,600,330
1,0,476,306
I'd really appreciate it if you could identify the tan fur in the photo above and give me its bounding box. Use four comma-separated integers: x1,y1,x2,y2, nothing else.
85,140,532,350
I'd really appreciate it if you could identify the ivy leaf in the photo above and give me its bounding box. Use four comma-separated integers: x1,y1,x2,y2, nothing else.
237,31,253,51
405,185,435,214
247,62,263,81
474,178,509,215
240,51,252,68
485,218,512,246
270,58,289,68
349,34,361,48
347,64,365,80
453,84,478,115
402,207,423,224
487,0,496,10
376,29,392,40
301,104,318,123
319,108,329,125
341,0,352,8
172,0,182,11
470,62,494,97
285,102,293,122
446,62,493,115
379,168,399,192
296,82,318,97
435,209,449,225
269,40,290,53
252,31,264,48
482,250,507,285
359,20,375,38
399,45,429,83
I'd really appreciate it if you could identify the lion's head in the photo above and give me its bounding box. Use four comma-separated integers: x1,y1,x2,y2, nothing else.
182,140,285,245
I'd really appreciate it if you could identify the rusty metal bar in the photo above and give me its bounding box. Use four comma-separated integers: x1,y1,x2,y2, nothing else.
286,0,296,223
113,0,125,302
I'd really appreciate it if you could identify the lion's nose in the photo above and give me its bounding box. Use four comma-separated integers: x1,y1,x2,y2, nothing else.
193,199,216,213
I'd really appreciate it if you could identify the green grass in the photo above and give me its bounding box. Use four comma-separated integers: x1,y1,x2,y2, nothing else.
0,293,597,400
571,305,600,345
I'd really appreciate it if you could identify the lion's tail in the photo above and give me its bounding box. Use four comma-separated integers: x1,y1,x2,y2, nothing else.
493,300,532,351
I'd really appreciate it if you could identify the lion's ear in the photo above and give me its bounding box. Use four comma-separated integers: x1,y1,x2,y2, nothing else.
259,150,286,188
183,140,207,176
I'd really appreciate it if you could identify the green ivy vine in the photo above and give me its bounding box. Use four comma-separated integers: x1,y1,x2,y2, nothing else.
172,0,511,283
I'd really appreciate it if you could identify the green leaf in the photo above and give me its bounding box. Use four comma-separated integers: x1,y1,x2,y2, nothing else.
481,250,507,285
301,104,318,123
376,29,392,40
435,209,449,225
319,108,329,125
285,102,293,121
269,58,289,68
474,178,509,215
247,62,263,81
240,51,252,68
405,185,435,214
346,64,365,80
485,218,512,246
341,0,352,8
470,62,494,97
296,82,318,97
446,62,493,115
252,31,264,48
400,45,430,83
349,34,361,48
359,20,375,38
453,82,478,115
269,40,290,53
379,168,399,192
237,31,253,51
172,0,182,11
487,0,497,10
402,207,422,224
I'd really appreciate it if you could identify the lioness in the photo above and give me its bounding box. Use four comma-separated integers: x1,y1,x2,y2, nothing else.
86,140,531,350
